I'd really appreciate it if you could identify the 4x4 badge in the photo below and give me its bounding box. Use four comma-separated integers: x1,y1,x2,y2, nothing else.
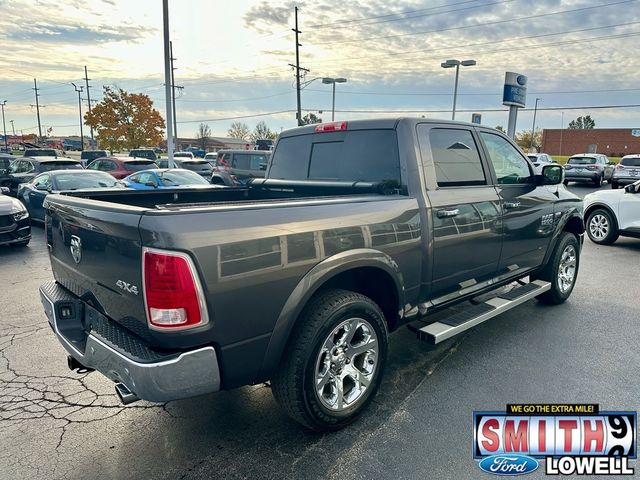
70,235,82,264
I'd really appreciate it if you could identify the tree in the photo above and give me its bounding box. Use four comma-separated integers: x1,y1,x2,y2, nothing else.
300,112,322,125
227,121,250,140
84,87,165,151
196,123,211,150
495,125,505,133
568,115,595,129
515,129,543,151
250,121,276,142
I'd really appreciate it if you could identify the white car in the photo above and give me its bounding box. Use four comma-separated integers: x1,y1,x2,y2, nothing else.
527,153,557,173
583,180,640,244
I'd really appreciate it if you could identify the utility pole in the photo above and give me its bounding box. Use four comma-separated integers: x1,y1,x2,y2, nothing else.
1,101,7,152
170,41,183,149
289,6,309,126
530,97,541,151
84,66,94,143
33,79,42,141
71,83,84,151
162,0,174,167
10,120,15,136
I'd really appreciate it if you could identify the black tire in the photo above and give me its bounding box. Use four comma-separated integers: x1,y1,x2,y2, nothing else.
593,175,602,187
586,208,619,245
10,239,30,247
611,182,619,190
271,288,388,431
534,232,580,305
563,179,569,186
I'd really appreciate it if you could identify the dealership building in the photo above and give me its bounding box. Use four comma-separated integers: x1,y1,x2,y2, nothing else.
541,128,640,157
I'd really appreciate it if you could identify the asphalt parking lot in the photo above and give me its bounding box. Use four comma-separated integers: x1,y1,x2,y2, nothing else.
1,184,638,480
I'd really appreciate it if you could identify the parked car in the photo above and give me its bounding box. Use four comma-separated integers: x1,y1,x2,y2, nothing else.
129,148,158,161
121,168,213,189
23,148,61,158
2,158,83,195
40,118,583,431
583,179,640,245
176,159,212,178
18,170,120,222
611,154,640,189
563,153,614,187
212,149,269,186
0,186,30,247
174,152,195,160
0,153,13,174
185,147,206,158
80,150,110,167
527,153,557,173
204,152,218,166
86,156,158,179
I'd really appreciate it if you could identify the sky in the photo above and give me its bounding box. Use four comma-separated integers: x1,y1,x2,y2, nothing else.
0,0,639,140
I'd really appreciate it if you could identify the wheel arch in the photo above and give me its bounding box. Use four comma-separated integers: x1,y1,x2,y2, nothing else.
584,202,619,231
258,249,404,381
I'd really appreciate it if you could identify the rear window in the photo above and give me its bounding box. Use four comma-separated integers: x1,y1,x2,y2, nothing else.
130,150,157,160
527,155,538,162
40,162,82,172
123,161,158,171
159,170,209,185
25,149,57,157
568,157,596,165
54,172,118,190
231,153,267,171
621,157,640,166
269,130,400,183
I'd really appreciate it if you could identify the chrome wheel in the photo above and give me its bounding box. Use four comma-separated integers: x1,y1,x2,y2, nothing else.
314,318,379,412
589,214,609,241
557,245,577,293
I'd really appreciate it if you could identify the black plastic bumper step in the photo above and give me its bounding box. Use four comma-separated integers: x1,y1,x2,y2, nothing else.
498,282,541,301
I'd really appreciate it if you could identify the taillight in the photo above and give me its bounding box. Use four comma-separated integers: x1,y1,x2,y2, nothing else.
314,121,348,133
616,164,625,170
142,248,208,330
586,165,598,170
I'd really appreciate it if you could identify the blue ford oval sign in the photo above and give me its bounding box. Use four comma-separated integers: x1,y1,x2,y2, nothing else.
478,454,539,476
516,75,527,86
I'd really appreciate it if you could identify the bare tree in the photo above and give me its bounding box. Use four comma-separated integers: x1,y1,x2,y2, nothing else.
227,121,250,140
250,121,276,142
196,123,211,150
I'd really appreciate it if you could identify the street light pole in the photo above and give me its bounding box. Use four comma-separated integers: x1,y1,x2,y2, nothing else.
322,77,347,121
10,119,15,136
0,101,7,152
530,97,541,151
71,83,84,151
441,59,476,120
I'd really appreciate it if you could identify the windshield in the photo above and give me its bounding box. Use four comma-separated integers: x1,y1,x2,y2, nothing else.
81,151,108,161
159,170,209,185
40,162,83,172
269,129,400,184
25,149,56,157
567,157,596,165
130,150,157,160
174,153,192,158
54,172,118,190
621,157,640,167
124,161,158,171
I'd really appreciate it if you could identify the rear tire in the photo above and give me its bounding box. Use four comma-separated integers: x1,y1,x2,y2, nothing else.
611,182,619,190
534,232,580,305
593,175,602,187
586,208,618,245
563,179,569,186
271,288,388,431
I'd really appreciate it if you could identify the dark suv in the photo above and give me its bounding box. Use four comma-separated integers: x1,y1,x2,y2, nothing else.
211,150,269,186
129,148,158,161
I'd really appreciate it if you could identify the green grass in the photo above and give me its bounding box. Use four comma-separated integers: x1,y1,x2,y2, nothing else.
552,155,620,165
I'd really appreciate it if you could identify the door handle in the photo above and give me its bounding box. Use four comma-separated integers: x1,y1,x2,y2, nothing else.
436,208,460,218
503,201,521,210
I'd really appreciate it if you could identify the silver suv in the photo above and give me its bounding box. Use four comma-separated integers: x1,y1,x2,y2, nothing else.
563,153,614,187
611,154,640,189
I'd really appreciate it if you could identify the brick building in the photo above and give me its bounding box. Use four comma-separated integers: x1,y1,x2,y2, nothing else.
541,128,640,157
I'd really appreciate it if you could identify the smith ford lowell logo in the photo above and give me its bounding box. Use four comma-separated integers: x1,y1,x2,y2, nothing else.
478,455,539,476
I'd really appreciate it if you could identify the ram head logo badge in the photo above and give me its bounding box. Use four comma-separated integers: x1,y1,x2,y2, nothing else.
70,235,82,264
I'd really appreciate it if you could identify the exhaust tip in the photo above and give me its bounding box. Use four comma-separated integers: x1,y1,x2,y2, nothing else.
115,383,140,405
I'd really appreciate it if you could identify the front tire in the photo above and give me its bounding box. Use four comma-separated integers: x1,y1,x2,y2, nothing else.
271,289,388,431
586,209,618,245
534,232,580,305
611,181,619,190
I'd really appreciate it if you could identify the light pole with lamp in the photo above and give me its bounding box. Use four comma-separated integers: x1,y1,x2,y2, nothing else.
530,97,541,151
71,83,84,151
0,101,7,152
441,59,476,120
321,77,347,121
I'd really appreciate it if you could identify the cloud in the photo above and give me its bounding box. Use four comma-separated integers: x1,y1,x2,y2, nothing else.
6,24,152,44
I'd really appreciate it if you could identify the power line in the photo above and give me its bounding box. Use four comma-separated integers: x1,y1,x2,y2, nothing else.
175,91,293,103
304,87,640,97
176,110,294,124
302,103,640,114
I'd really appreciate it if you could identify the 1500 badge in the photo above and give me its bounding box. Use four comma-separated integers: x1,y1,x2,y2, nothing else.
116,280,139,295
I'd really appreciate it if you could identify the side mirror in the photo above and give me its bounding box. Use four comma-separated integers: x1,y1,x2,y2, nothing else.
0,169,6,175
36,184,50,192
624,182,640,194
0,186,9,194
144,181,157,188
537,164,563,186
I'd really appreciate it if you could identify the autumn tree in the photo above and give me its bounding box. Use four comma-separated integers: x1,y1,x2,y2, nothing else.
84,87,165,151
227,121,250,140
250,121,276,142
196,123,211,150
568,115,595,129
495,125,505,133
300,112,322,125
515,129,543,151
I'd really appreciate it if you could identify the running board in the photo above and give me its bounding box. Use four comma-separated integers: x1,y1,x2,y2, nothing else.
416,280,551,344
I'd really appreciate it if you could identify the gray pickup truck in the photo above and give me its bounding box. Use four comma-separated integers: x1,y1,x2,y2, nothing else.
39,118,583,431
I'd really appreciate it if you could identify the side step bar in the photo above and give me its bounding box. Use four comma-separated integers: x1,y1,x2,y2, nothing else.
416,280,551,344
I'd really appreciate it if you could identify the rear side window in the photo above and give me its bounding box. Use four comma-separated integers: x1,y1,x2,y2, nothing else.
428,128,486,187
231,153,267,171
621,157,640,166
269,130,400,184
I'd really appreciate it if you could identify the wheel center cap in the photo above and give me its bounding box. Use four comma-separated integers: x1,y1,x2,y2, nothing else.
332,349,347,372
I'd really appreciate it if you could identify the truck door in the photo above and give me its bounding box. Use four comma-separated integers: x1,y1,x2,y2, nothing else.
477,130,556,275
417,125,503,301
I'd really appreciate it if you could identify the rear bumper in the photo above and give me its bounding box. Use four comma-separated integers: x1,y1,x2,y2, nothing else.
611,174,639,185
564,171,600,182
39,281,221,402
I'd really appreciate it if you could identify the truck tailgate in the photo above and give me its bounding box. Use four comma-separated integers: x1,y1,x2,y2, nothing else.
46,197,149,338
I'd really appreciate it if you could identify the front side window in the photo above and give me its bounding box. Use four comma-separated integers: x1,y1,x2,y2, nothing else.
428,128,486,187
33,174,50,188
480,132,531,184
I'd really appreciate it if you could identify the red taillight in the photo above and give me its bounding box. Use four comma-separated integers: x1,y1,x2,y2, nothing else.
616,164,625,170
314,121,348,133
586,165,598,170
143,249,208,330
